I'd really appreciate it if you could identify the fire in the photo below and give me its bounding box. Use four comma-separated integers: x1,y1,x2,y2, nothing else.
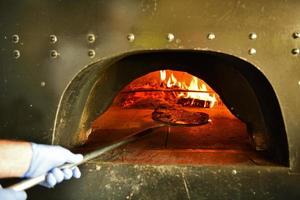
160,70,217,108
167,73,178,88
160,70,166,82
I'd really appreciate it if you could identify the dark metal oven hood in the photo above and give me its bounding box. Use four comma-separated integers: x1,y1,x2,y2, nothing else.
0,0,300,199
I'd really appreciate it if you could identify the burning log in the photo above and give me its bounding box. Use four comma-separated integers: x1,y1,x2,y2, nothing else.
177,97,212,108
118,91,178,108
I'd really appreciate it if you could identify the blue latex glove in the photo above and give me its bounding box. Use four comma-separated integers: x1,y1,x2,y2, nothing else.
23,143,83,188
0,186,27,200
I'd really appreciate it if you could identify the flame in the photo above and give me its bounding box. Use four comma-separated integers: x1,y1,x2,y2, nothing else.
186,77,217,108
160,70,166,82
159,70,217,108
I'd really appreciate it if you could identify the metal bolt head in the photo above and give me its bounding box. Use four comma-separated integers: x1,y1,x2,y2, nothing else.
249,32,257,40
167,33,175,42
291,48,300,55
87,34,96,43
13,50,20,59
49,35,57,44
50,50,59,58
127,33,135,42
12,34,19,43
293,32,300,39
207,33,216,40
248,48,256,55
88,49,96,58
40,81,46,87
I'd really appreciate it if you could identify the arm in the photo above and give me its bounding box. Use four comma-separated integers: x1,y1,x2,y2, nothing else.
0,140,32,178
0,140,83,187
0,140,83,199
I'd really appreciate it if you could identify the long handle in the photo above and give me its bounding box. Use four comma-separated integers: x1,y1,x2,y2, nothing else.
7,126,158,191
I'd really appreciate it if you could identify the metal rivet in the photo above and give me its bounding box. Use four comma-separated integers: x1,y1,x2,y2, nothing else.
249,32,257,40
232,170,237,175
127,33,135,42
13,50,20,59
293,32,300,39
50,35,57,44
87,34,96,43
207,33,216,40
88,49,96,58
248,48,256,55
298,81,300,86
167,33,175,42
12,34,19,43
50,50,59,58
40,81,46,87
291,48,300,55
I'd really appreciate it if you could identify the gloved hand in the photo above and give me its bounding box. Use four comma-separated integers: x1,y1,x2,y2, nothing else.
23,143,83,188
0,185,27,200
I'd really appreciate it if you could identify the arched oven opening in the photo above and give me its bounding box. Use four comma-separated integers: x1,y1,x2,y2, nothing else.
53,50,289,166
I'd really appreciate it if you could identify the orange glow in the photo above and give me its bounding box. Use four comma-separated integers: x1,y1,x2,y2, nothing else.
160,70,217,108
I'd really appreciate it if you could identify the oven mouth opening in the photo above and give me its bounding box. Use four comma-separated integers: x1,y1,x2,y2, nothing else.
82,70,264,165
53,50,289,167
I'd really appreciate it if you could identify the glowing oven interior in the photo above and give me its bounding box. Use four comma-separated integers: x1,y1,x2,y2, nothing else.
54,52,289,167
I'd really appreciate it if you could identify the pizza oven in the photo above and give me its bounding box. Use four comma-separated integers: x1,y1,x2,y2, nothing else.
1,0,300,199
53,51,288,166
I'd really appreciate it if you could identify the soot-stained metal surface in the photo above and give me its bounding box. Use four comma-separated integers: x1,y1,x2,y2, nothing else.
1,0,299,170
27,162,300,200
1,0,300,199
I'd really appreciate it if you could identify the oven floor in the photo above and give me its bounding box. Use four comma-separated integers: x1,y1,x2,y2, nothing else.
76,106,274,166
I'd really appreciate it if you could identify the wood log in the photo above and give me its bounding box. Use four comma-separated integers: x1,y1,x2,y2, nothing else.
177,97,212,108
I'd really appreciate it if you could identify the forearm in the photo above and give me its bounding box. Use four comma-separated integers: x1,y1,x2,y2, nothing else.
0,140,32,178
